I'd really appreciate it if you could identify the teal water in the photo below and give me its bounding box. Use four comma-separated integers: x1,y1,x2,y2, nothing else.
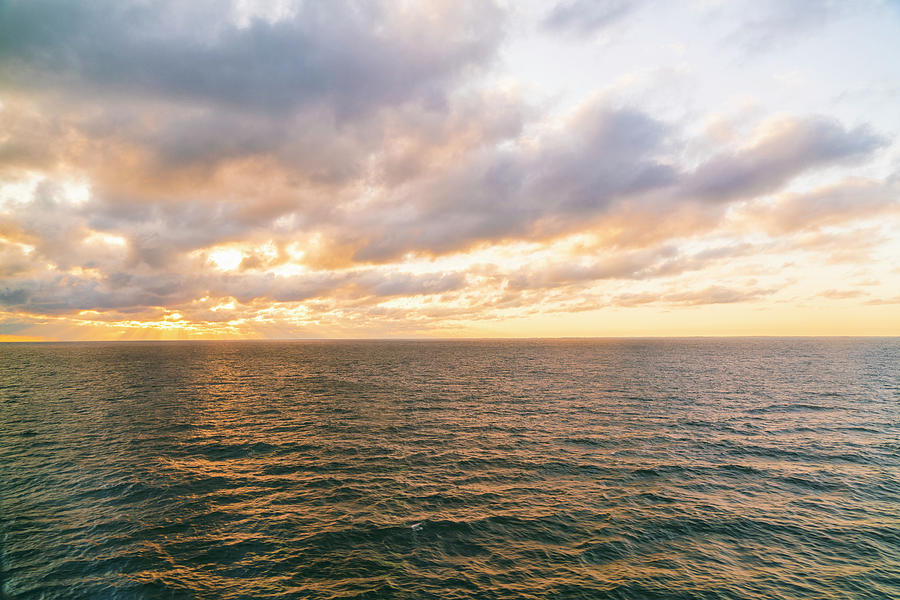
1,339,899,599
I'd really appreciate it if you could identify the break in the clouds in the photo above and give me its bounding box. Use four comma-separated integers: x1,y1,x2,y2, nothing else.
0,0,898,339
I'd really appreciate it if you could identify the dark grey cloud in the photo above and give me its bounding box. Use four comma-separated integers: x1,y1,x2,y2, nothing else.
0,272,192,314
0,318,34,334
504,241,765,291
684,117,884,203
0,0,511,202
352,105,677,261
0,287,31,306
0,0,504,117
0,265,471,316
349,111,882,261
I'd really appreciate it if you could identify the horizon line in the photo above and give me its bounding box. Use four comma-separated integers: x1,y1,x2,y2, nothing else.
3,335,899,344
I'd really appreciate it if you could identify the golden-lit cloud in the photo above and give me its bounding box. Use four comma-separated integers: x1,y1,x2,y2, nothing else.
0,0,898,339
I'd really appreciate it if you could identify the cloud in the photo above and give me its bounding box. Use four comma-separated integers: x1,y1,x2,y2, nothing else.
357,271,467,297
0,243,33,277
725,0,848,52
865,295,900,305
1,93,889,324
345,110,882,262
740,177,900,234
612,285,777,307
0,0,896,337
542,0,644,36
819,289,864,300
0,0,511,197
0,0,504,116
0,318,35,335
350,103,677,261
683,117,884,203
506,246,677,290
0,263,472,316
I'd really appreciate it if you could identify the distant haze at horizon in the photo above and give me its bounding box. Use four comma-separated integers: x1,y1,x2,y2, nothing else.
1,0,899,340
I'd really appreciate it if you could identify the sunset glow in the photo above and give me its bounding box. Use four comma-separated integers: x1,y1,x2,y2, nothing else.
1,0,899,340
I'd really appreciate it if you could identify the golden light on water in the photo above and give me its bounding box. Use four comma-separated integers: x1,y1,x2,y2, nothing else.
4,338,895,597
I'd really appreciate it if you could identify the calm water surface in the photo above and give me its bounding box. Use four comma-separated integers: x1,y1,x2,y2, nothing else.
1,339,899,599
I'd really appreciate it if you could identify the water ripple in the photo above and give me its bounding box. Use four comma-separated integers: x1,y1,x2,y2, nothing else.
1,339,899,599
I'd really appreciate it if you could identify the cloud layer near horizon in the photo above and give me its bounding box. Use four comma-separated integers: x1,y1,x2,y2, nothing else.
1,0,898,339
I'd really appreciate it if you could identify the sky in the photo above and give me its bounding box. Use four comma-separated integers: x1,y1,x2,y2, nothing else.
1,0,899,341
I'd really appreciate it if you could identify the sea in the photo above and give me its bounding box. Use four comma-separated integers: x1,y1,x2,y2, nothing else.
1,339,898,599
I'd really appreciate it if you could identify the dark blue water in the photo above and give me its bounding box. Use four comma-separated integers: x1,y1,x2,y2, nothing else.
1,339,899,599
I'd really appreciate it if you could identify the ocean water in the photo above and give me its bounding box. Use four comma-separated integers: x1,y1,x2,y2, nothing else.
1,339,898,600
